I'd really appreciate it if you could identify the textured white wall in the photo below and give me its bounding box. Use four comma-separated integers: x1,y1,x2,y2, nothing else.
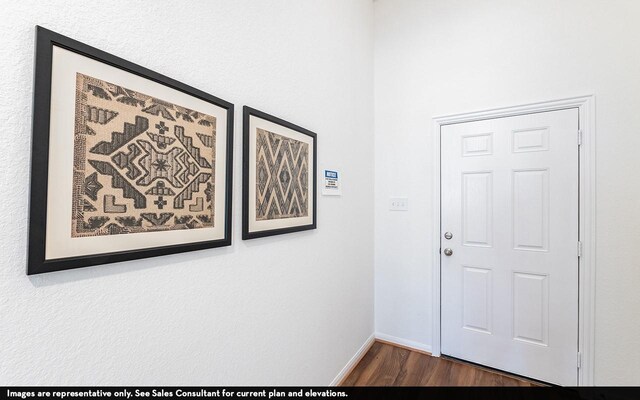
374,0,640,385
0,0,374,385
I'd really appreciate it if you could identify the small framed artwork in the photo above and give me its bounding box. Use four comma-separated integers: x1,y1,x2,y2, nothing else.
242,107,317,240
27,26,234,275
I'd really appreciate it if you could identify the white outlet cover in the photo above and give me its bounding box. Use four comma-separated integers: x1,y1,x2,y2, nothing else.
389,197,409,211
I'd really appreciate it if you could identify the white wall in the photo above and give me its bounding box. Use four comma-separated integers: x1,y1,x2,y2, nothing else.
374,0,640,385
0,0,374,385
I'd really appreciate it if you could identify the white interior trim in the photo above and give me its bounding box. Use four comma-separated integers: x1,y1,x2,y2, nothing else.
330,332,434,386
431,95,596,386
375,332,432,354
330,333,375,386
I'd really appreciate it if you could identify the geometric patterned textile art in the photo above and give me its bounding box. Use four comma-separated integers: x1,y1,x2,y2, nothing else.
241,105,316,241
255,128,309,221
29,27,234,275
71,73,216,237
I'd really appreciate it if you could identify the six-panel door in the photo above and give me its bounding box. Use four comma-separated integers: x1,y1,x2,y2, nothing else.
440,109,579,385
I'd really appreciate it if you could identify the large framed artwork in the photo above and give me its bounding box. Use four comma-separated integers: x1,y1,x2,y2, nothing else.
27,27,234,275
242,106,317,240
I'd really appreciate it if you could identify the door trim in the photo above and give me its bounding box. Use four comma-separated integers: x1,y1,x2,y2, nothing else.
431,95,596,386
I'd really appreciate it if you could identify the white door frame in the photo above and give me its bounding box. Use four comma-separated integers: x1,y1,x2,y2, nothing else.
431,95,596,386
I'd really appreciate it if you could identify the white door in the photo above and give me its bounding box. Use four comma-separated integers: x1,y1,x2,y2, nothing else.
440,109,579,385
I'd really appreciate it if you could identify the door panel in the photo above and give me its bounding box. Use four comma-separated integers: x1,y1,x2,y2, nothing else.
513,271,549,346
440,109,579,386
462,266,492,334
512,169,549,251
462,172,493,247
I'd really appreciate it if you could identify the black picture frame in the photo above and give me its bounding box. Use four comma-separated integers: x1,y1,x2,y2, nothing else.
242,106,317,240
27,26,234,275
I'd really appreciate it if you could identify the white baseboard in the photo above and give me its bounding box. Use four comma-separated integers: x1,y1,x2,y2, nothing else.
330,333,375,386
374,332,432,354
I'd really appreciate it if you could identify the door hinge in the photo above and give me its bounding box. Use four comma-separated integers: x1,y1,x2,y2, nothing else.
577,241,582,258
577,130,583,146
577,352,583,369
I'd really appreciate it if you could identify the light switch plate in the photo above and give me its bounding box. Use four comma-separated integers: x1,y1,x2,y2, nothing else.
389,197,409,211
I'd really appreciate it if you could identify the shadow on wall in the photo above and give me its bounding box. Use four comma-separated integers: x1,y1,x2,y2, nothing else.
28,244,235,288
240,228,316,249
28,227,317,288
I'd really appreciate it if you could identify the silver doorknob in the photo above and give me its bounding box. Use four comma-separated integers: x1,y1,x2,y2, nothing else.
443,248,453,256
444,232,453,240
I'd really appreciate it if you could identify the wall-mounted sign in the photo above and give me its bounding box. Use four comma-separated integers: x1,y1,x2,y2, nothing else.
322,170,341,196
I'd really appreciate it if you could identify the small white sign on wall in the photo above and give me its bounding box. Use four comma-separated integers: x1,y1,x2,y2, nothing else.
322,169,341,196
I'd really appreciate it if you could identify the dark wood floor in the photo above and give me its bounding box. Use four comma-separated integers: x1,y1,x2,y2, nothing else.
340,340,541,386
